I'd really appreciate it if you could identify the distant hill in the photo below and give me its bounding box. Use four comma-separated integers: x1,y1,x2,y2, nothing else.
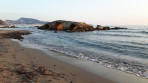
0,19,6,25
5,17,48,25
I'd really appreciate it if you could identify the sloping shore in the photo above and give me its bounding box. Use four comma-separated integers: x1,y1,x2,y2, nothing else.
0,30,114,82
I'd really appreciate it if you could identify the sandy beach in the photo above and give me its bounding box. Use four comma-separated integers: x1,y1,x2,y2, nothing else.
0,30,114,83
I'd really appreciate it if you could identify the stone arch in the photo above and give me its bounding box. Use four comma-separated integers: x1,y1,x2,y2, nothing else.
55,22,64,30
70,23,76,30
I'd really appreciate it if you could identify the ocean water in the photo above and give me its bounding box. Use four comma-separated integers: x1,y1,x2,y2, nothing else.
1,25,148,78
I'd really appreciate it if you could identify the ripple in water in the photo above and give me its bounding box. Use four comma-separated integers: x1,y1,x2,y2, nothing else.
15,26,148,78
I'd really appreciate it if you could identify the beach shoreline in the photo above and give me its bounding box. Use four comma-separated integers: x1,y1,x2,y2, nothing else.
14,37,148,83
0,30,114,83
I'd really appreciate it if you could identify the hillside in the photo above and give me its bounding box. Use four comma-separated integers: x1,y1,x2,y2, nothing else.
5,17,48,25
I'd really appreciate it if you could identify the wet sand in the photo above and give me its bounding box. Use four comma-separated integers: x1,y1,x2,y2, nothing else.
0,30,114,83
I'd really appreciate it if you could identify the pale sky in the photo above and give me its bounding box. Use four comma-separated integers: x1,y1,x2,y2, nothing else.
0,0,148,25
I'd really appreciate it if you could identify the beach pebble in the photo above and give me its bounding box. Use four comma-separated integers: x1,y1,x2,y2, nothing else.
143,71,148,78
136,74,141,77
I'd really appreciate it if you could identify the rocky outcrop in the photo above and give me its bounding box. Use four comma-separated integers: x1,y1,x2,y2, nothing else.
38,20,128,32
38,20,94,32
0,19,6,25
111,27,127,30
95,25,128,30
95,25,110,30
0,30,31,40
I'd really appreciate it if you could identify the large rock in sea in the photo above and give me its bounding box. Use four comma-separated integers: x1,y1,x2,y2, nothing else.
38,20,94,32
95,25,110,30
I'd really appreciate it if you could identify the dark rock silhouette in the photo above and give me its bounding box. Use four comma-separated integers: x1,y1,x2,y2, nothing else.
95,25,110,30
111,27,127,30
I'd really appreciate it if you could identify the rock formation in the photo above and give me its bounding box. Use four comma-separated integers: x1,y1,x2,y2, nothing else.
95,25,128,30
0,30,31,40
0,19,6,25
38,20,94,32
111,27,127,30
95,25,110,30
38,20,128,32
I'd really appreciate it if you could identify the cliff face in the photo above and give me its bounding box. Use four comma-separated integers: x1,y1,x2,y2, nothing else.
38,20,94,32
0,19,6,25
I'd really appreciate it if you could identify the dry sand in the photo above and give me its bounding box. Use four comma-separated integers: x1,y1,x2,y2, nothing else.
0,30,114,83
